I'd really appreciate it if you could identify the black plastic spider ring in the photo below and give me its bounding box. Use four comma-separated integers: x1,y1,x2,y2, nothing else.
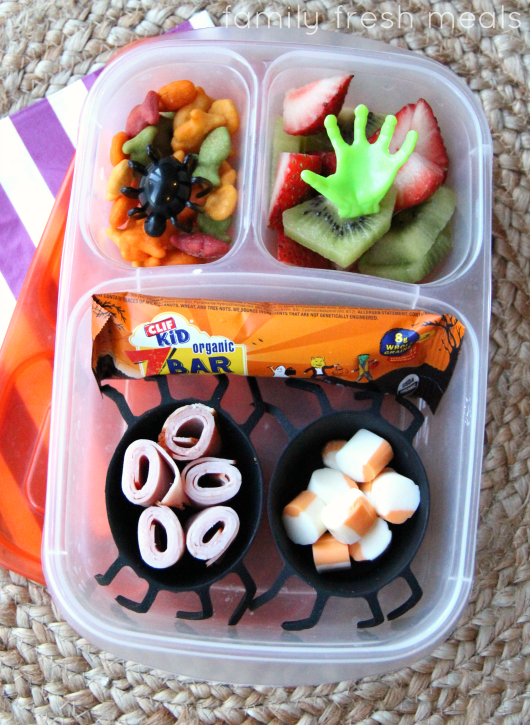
120,145,213,237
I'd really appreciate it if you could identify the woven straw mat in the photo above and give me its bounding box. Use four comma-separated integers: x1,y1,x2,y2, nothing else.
1,1,529,723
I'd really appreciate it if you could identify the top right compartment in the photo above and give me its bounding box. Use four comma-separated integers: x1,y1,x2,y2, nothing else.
257,48,491,287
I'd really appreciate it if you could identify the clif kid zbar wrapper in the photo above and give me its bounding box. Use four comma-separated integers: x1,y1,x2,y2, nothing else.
92,292,465,412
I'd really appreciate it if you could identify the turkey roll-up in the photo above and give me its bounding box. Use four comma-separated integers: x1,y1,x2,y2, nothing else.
138,504,186,568
159,404,221,461
185,506,240,566
182,457,241,507
122,439,189,508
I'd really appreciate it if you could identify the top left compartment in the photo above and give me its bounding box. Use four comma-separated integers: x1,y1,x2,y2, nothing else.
76,40,258,270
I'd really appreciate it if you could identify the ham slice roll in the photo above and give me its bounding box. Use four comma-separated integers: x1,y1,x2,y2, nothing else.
185,506,240,566
159,404,221,461
122,439,189,508
138,504,186,568
182,457,242,507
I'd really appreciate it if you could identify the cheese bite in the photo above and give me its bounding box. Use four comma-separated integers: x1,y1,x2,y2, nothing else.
308,467,358,505
349,517,392,561
321,489,377,545
282,490,327,545
312,533,351,573
335,429,393,482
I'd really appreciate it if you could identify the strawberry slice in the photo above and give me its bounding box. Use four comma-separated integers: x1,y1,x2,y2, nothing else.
312,150,337,176
268,153,322,230
277,231,332,269
369,98,449,211
283,75,353,136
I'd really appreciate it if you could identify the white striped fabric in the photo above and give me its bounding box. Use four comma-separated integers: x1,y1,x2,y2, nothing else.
0,10,214,350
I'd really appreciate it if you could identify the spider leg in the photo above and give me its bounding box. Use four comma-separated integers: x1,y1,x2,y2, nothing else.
191,176,214,199
128,160,146,175
170,216,193,233
144,212,167,237
128,203,149,219
183,154,198,174
186,201,205,213
120,186,141,199
146,145,160,164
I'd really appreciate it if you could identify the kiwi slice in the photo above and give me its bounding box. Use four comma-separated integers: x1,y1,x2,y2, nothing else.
361,187,456,266
336,108,387,144
358,223,453,283
282,187,397,268
270,116,302,190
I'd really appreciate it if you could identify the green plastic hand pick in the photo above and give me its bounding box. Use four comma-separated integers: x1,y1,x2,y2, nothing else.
301,105,418,218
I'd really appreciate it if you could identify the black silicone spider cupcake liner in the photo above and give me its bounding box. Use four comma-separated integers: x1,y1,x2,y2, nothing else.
250,378,430,631
95,375,264,625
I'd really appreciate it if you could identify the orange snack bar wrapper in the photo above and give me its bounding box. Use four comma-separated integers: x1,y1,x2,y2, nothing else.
92,292,465,412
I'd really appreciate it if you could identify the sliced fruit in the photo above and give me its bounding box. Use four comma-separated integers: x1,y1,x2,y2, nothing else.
277,230,332,269
358,222,452,283
282,187,397,268
336,107,386,144
270,116,302,190
312,151,337,176
360,186,455,266
268,153,322,230
283,75,353,136
369,99,448,211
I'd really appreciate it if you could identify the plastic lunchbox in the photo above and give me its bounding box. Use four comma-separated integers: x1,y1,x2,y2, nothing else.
43,26,492,686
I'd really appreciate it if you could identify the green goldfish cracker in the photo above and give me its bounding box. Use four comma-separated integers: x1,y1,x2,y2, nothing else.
193,127,232,187
122,126,158,166
198,213,232,242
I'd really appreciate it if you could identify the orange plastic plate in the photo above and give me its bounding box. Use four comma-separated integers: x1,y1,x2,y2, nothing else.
0,160,73,583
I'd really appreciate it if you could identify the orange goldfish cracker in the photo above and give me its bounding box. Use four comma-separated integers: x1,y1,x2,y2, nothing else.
313,533,351,573
110,131,130,166
107,226,167,259
209,99,240,135
219,161,237,187
204,184,237,221
172,109,226,155
142,256,164,267
109,195,139,228
158,80,197,111
173,149,185,163
107,159,134,201
174,87,214,129
161,249,201,266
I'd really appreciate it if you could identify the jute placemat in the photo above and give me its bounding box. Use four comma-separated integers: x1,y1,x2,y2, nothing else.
1,1,529,722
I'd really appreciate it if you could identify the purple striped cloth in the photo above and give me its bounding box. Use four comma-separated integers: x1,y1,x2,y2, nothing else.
0,11,214,347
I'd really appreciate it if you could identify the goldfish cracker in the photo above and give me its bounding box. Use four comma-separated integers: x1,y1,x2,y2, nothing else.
173,87,214,129
173,149,186,163
171,109,226,155
110,131,129,166
219,161,237,187
107,159,134,202
141,256,164,267
161,249,201,266
209,99,240,135
204,184,237,221
107,228,150,263
109,195,139,228
107,226,167,259
158,81,197,111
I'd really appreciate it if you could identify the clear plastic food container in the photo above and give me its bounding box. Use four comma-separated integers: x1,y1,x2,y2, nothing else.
43,26,492,686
